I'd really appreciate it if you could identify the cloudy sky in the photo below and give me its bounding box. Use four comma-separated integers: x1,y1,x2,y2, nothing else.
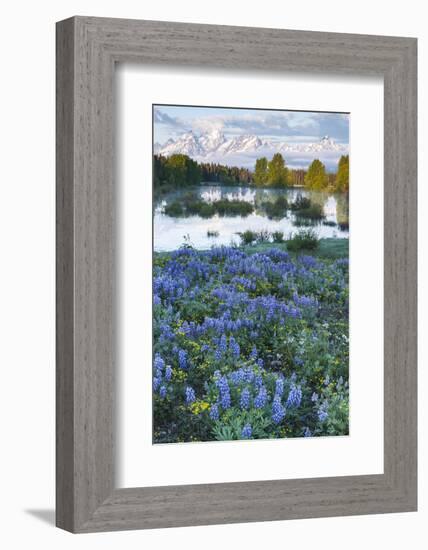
153,104,349,146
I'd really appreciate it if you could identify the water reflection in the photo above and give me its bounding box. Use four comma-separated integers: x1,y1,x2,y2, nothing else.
154,185,349,252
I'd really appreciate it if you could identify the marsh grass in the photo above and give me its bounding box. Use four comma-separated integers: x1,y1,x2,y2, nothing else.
164,197,254,218
261,195,289,219
286,229,319,252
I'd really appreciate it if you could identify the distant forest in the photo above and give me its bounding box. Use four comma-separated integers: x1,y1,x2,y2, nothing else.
153,153,349,193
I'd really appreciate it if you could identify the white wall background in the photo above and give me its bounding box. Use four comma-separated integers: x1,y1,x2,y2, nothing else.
0,1,425,548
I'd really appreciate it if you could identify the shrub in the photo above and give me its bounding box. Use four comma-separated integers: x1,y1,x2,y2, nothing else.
287,229,319,252
207,230,219,238
256,229,271,243
294,203,324,220
185,199,205,215
271,231,285,243
165,198,254,218
290,194,311,211
216,199,253,217
293,217,317,227
164,201,183,216
239,229,257,245
198,203,216,218
262,195,289,219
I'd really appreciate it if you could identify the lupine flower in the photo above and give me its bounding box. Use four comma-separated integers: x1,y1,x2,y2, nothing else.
215,334,228,360
185,386,196,404
219,334,227,353
229,368,245,386
178,349,187,370
165,365,172,381
254,385,268,408
286,384,302,408
271,396,286,424
214,348,222,361
154,354,165,376
318,401,329,422
250,346,258,360
254,374,263,390
209,403,219,421
240,387,251,410
159,323,175,342
216,375,231,409
220,392,231,409
152,243,349,443
241,424,252,439
243,367,255,384
229,336,240,358
219,376,231,409
275,377,284,397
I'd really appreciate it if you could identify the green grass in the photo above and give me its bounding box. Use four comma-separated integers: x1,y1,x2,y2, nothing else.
240,238,348,260
155,238,349,261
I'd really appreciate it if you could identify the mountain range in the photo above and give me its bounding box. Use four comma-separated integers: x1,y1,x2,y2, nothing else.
154,129,348,170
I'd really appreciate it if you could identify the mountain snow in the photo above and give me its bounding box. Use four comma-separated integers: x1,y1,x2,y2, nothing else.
156,130,348,170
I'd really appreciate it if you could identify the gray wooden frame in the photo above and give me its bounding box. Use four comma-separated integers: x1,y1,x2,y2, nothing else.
56,16,417,533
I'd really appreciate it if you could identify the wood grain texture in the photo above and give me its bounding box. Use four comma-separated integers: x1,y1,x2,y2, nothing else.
56,16,417,533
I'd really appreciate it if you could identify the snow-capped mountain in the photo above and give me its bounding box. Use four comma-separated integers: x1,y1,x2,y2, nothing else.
158,131,205,157
155,130,348,170
198,128,227,152
277,136,345,153
217,134,263,155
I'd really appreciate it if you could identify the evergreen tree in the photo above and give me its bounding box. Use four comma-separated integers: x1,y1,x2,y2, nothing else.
267,153,288,187
153,154,201,188
335,155,349,193
305,159,328,190
254,157,269,186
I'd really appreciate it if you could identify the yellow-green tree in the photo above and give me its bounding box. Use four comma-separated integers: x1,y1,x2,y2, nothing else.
305,159,328,190
267,153,288,187
335,155,349,193
254,157,269,186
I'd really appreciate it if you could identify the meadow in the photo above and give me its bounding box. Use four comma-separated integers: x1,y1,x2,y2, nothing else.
153,239,349,443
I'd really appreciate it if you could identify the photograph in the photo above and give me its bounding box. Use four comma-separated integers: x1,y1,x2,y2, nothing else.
152,104,350,444
0,2,419,542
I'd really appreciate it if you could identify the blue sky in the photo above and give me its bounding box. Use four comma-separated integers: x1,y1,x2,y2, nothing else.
153,104,349,145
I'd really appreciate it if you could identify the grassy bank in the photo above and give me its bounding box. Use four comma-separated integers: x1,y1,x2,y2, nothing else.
155,238,349,261
241,238,348,260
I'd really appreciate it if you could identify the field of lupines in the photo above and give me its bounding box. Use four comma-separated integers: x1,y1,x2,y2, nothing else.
153,243,349,443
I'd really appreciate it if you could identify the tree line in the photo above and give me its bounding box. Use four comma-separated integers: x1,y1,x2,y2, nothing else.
302,155,349,192
154,154,252,188
154,153,349,193
253,153,349,192
199,162,252,184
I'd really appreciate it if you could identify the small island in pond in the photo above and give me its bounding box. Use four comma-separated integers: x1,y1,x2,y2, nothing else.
152,104,349,444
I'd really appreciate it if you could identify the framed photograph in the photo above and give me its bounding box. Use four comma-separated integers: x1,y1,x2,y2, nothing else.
56,17,417,532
